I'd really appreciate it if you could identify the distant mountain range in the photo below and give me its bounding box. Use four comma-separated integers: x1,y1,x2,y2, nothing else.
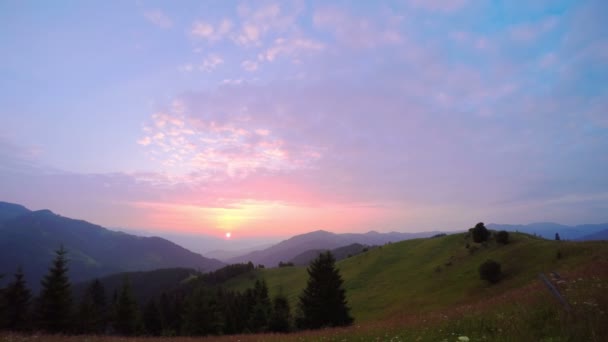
3,199,607,294
0,201,225,293
204,244,276,261
226,229,440,267
289,243,371,266
487,222,608,240
577,229,608,241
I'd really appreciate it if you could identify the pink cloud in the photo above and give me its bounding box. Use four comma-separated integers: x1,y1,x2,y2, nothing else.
137,103,322,181
313,7,402,48
260,37,324,62
144,9,173,29
234,3,301,46
191,19,233,42
241,60,258,72
200,54,224,72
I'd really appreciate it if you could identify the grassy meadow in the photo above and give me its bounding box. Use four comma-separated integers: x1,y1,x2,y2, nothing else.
3,233,608,341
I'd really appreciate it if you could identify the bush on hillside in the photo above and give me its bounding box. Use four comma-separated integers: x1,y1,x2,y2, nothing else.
471,222,490,243
479,259,502,284
496,230,509,244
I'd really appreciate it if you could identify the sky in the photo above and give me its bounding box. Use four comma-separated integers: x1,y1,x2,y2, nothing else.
1,0,607,240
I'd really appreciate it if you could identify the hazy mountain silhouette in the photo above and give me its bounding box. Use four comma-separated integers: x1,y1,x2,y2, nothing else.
0,201,225,292
204,243,275,261
289,243,371,266
487,222,608,240
0,201,30,222
577,229,608,241
226,229,439,267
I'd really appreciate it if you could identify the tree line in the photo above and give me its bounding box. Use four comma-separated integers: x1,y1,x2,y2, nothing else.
0,247,352,336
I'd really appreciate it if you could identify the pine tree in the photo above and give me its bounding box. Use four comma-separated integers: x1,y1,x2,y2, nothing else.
4,267,32,331
0,274,5,329
113,277,139,336
143,299,162,336
77,279,107,333
37,245,73,333
182,287,222,335
296,251,353,329
158,292,176,335
269,293,291,332
248,279,271,332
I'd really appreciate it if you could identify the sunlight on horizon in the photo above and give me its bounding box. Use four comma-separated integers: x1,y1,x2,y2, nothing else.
0,0,606,237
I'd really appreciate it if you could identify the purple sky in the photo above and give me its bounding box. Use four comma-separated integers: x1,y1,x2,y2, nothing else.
1,0,607,239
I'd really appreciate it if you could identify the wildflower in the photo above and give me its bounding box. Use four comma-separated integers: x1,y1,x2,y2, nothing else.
458,336,470,342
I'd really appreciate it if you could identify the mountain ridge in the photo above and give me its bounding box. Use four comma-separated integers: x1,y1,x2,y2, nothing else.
226,229,440,267
0,201,225,292
487,222,608,240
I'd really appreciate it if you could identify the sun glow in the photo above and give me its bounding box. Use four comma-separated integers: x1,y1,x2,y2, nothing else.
225,232,231,239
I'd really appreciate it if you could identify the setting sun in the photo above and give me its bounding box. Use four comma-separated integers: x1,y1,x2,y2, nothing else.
225,232,231,239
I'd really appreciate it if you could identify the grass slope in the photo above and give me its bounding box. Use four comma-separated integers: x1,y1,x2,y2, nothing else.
224,232,608,322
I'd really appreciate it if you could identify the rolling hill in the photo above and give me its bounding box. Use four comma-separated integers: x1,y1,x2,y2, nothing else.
226,229,440,267
222,231,608,322
0,201,225,292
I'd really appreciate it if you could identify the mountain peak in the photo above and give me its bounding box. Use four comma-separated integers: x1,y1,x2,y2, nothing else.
303,229,334,236
31,209,56,216
0,201,32,222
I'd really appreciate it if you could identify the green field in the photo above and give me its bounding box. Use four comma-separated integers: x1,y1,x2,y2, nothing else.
224,232,608,321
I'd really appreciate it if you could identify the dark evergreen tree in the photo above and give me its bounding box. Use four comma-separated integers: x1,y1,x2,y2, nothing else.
182,287,221,335
113,277,139,335
37,245,73,333
4,267,31,331
555,233,561,241
471,222,490,243
248,279,271,332
76,279,107,334
143,298,162,336
0,274,5,328
296,251,353,329
269,293,291,332
159,292,176,336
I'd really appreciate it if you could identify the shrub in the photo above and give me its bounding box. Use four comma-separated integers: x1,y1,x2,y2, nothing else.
479,259,502,284
471,222,490,243
496,230,509,244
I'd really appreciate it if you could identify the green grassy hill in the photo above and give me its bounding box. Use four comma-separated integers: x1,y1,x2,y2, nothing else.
224,232,608,322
